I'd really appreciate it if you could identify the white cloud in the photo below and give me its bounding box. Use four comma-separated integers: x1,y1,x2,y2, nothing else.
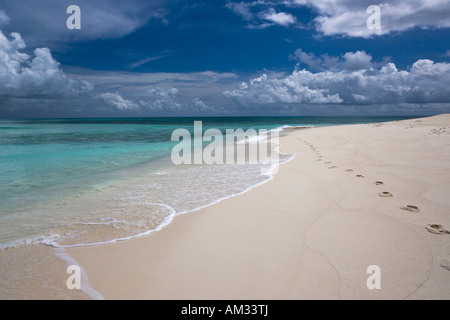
191,97,213,112
138,87,181,111
128,51,173,70
97,88,217,114
62,69,238,115
289,49,339,71
342,51,373,71
96,92,139,110
0,30,92,97
290,49,372,71
225,2,253,20
288,0,450,38
224,73,343,104
260,8,296,26
224,51,450,106
228,1,450,37
0,0,168,42
0,10,9,26
226,1,298,28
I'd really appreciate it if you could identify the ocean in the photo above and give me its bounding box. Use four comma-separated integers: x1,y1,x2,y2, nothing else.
0,116,414,250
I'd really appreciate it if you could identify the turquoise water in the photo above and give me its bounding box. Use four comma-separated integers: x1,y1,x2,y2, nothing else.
0,116,414,249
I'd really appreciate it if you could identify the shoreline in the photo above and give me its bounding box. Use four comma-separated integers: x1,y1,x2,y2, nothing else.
1,123,294,251
65,114,450,299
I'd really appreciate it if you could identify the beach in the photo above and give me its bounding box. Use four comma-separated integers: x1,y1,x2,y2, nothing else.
1,0,450,303
63,115,450,300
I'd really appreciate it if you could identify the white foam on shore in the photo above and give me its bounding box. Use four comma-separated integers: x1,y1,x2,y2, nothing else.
236,125,313,144
43,203,177,248
41,125,295,249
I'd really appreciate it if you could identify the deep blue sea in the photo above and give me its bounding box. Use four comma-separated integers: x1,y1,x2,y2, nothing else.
0,116,414,249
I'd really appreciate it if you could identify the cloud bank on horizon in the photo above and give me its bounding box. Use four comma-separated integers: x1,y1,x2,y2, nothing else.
97,88,214,113
225,51,450,106
0,0,450,117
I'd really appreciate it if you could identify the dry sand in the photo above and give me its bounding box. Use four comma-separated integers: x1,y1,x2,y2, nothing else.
67,115,450,300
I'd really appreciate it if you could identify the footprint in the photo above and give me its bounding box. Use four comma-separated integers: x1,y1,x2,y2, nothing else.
400,205,420,213
440,259,450,271
316,159,322,161
328,166,337,169
324,161,332,164
425,224,450,235
375,181,384,185
346,169,353,172
379,192,393,197
356,174,364,178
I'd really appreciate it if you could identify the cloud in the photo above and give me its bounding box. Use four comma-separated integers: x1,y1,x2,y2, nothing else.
226,1,299,29
224,73,343,104
55,68,239,115
138,87,181,111
0,0,168,43
68,69,238,88
342,51,373,71
224,51,450,107
0,30,92,97
227,1,450,37
288,0,450,38
97,88,214,114
191,97,213,112
291,49,374,71
225,1,253,21
289,49,340,71
128,51,173,70
260,8,296,26
0,10,9,26
96,92,138,110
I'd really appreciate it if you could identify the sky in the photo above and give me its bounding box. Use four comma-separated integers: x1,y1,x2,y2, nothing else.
1,0,450,117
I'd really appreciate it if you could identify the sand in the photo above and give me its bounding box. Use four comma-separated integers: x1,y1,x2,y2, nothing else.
66,115,450,300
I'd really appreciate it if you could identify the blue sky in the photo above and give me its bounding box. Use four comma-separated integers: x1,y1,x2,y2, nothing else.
1,0,450,117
